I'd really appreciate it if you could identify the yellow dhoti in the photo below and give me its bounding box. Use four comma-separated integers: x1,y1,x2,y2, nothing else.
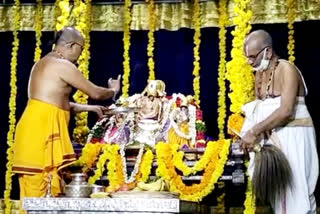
168,122,190,147
13,99,76,200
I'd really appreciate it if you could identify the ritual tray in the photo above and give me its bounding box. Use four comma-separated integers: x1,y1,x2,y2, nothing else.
103,107,141,115
110,191,178,199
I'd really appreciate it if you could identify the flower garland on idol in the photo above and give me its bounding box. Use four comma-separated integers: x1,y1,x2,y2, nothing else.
72,0,92,145
155,140,230,201
121,0,132,98
34,0,43,62
217,0,227,140
146,0,156,81
4,0,20,212
287,0,296,63
192,0,201,106
170,141,217,176
85,143,154,188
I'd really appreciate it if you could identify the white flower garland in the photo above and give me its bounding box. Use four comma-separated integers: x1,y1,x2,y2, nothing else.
120,143,145,183
188,104,197,147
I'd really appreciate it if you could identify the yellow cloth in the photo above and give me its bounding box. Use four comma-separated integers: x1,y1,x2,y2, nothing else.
168,122,190,147
13,99,76,175
19,168,61,214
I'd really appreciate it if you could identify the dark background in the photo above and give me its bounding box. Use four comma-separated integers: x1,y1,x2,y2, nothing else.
0,21,319,207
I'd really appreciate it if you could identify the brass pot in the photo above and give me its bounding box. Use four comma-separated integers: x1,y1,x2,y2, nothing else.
64,184,92,198
91,185,104,194
70,173,87,185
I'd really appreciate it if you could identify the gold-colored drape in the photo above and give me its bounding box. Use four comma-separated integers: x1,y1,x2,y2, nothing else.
1,0,320,32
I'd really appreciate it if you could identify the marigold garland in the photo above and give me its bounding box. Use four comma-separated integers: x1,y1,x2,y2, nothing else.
216,182,226,214
72,0,92,145
243,160,256,214
4,0,20,213
86,144,153,187
55,0,70,31
217,0,228,139
137,148,154,182
287,0,296,63
34,0,43,62
227,113,244,137
76,143,103,172
88,144,110,184
121,0,132,98
226,0,254,114
107,146,125,187
146,0,156,81
156,140,230,201
171,141,219,176
192,0,201,106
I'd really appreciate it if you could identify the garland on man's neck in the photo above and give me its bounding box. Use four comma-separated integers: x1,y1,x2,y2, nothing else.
72,0,92,145
287,0,296,63
217,0,227,139
4,0,20,213
146,0,156,81
192,0,201,106
34,0,43,62
121,0,132,98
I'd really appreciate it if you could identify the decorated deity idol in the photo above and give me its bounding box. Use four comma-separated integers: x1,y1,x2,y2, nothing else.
167,95,197,148
133,80,169,147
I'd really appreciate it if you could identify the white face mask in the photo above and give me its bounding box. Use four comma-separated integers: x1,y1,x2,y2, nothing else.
252,48,270,72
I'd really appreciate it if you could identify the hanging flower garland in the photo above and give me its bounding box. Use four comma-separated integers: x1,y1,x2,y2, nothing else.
226,0,255,208
226,0,254,115
137,148,154,182
75,143,103,172
170,141,219,176
4,0,20,213
287,0,296,63
146,0,156,81
192,0,201,106
227,113,244,137
86,144,153,187
217,0,227,139
55,0,70,31
106,145,125,188
54,0,61,28
216,182,226,214
72,0,92,145
88,144,110,184
155,140,230,202
243,160,256,214
121,0,132,98
34,0,43,62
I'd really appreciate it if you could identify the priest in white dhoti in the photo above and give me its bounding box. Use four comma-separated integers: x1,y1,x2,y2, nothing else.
240,30,318,214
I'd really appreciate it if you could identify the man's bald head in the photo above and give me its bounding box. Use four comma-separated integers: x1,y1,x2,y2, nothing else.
244,30,273,53
54,27,84,47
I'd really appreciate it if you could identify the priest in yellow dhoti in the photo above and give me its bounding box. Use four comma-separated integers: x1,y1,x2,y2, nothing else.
12,27,121,213
13,99,76,197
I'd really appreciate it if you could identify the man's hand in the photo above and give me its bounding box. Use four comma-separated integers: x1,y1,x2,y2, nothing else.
108,75,121,95
87,105,107,118
240,129,258,151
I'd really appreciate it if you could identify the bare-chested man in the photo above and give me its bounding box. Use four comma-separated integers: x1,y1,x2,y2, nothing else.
12,27,121,201
240,30,318,213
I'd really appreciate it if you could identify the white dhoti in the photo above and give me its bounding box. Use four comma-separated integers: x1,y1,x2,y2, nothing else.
241,97,319,214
